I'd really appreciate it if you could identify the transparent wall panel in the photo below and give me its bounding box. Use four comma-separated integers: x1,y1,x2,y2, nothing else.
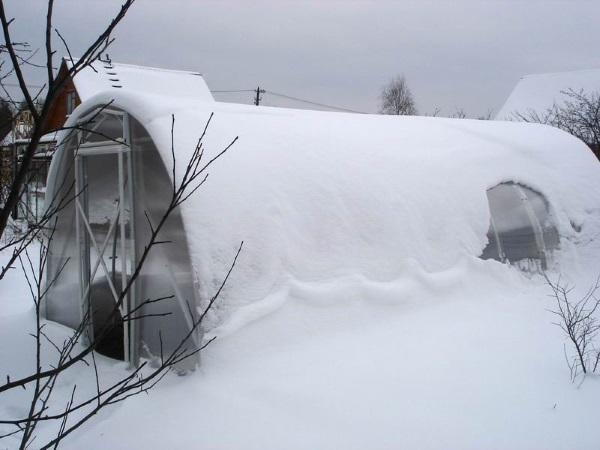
130,117,200,370
45,109,199,369
45,133,81,328
481,182,559,269
81,112,124,144
519,185,560,251
490,183,540,262
45,109,131,359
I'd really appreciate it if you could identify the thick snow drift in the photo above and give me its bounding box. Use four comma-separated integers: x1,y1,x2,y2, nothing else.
52,91,600,332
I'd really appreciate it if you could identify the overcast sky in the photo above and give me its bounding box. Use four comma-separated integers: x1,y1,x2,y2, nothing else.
4,0,600,116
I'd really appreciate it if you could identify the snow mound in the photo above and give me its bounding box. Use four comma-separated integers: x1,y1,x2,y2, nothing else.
53,91,600,331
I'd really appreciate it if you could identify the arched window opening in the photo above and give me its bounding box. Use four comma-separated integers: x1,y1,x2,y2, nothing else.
481,182,559,270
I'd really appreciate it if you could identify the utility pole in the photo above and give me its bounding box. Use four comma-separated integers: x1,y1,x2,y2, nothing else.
254,86,265,106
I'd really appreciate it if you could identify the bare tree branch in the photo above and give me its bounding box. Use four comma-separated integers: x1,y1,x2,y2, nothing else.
0,111,239,448
512,89,600,159
45,0,55,86
546,274,600,381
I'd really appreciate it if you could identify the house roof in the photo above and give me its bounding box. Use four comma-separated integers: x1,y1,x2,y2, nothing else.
0,130,57,148
65,58,214,103
496,68,600,120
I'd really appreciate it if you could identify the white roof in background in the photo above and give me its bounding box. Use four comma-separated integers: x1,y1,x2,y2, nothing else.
496,68,600,120
0,130,57,147
65,58,214,103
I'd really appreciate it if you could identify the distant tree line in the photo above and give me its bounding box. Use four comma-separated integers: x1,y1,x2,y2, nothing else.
378,74,492,119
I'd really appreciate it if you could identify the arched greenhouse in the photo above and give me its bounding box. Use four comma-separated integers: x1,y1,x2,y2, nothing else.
43,86,600,368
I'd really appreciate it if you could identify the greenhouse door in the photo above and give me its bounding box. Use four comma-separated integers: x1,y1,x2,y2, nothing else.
75,143,137,362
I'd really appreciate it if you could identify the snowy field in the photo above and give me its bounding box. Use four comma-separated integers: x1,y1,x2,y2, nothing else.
2,240,600,450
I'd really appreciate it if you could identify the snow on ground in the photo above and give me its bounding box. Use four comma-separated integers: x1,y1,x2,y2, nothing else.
4,101,600,447
2,241,600,449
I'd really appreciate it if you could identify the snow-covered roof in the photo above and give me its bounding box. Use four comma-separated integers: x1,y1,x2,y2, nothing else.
49,91,600,331
496,68,600,120
65,58,214,103
1,131,57,147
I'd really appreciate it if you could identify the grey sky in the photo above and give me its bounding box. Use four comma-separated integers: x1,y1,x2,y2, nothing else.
4,0,600,116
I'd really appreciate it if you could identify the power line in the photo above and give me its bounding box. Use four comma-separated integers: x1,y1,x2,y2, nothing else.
210,87,367,114
3,83,44,89
210,89,256,93
265,90,366,114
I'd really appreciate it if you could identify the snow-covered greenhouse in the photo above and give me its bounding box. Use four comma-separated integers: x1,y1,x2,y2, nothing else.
43,62,600,368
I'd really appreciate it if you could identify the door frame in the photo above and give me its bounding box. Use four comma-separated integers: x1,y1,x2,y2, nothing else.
74,110,139,365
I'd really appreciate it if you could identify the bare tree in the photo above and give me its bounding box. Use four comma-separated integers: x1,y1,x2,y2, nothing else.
0,117,239,447
425,106,492,120
476,109,493,121
0,0,137,242
380,75,417,116
513,89,600,160
546,274,600,382
426,106,441,117
451,107,467,119
0,1,241,448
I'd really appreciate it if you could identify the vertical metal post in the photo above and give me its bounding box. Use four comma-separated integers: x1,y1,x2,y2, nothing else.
117,149,130,363
516,185,548,270
35,177,39,222
11,120,17,219
74,155,82,320
123,112,139,367
489,214,505,263
74,154,92,340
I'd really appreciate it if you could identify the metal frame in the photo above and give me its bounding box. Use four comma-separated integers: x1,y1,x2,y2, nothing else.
123,112,139,366
72,106,196,367
515,184,548,269
74,107,138,365
78,141,127,155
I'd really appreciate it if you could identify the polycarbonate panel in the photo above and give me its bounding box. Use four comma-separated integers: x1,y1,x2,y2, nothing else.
481,182,558,269
81,112,124,144
44,133,81,328
519,184,560,251
44,108,202,369
486,184,532,233
130,116,200,370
